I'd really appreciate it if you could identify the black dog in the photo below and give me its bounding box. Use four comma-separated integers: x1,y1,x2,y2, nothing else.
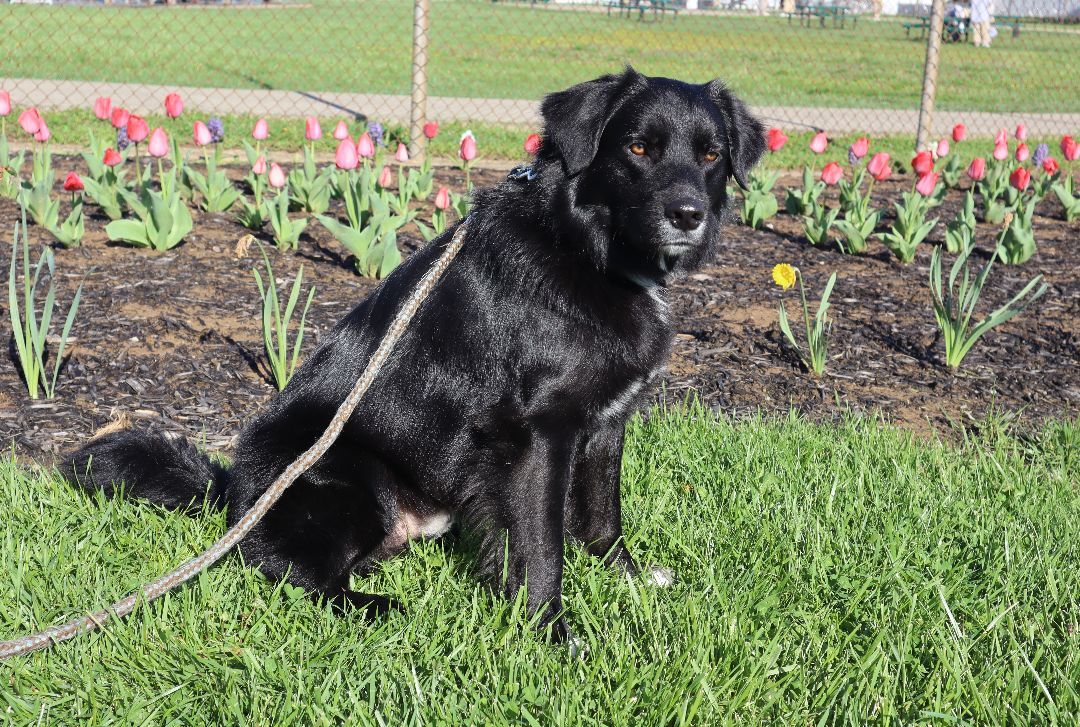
66,68,764,641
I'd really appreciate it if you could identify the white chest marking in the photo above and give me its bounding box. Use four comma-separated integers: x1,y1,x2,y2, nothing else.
402,509,454,540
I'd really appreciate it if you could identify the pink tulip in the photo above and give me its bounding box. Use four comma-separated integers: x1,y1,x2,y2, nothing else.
766,128,787,152
1015,143,1029,162
867,152,891,181
252,155,267,175
911,151,934,175
0,90,10,117
103,148,122,167
126,115,149,143
93,96,111,120
110,107,129,130
193,120,212,146
305,116,322,141
335,139,359,170
915,172,939,196
1064,137,1080,162
1009,166,1030,191
33,119,50,143
966,157,986,181
423,121,439,140
992,142,1009,161
850,136,869,160
18,107,42,135
524,133,542,155
252,118,269,140
434,186,450,210
333,120,350,141
62,172,84,192
994,128,1008,146
820,161,842,186
147,127,169,158
935,139,949,158
268,163,286,189
395,142,409,163
1042,158,1060,175
356,132,375,158
378,165,393,188
459,132,477,162
809,131,828,154
1014,124,1027,142
164,92,183,119
951,124,966,142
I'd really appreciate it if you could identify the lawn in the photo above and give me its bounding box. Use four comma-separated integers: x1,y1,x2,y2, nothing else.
0,0,1076,114
2,408,1077,723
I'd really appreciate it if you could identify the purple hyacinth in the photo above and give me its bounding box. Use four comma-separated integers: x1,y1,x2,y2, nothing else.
1032,143,1049,168
848,146,859,166
207,117,225,144
116,126,130,151
368,121,383,147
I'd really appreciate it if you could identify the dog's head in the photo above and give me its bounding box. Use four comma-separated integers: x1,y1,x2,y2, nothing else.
538,68,765,285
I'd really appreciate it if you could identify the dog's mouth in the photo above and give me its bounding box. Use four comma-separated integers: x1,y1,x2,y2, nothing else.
657,243,692,273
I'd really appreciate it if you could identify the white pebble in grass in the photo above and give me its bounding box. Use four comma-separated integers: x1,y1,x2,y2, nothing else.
644,565,675,588
567,634,589,661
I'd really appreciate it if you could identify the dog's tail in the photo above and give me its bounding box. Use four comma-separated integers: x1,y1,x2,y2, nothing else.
64,426,228,513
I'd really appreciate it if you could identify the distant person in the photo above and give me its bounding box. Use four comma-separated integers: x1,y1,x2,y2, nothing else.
971,0,994,47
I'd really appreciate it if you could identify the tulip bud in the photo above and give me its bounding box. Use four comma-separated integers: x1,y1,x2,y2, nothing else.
335,139,359,170
994,128,1008,146
951,123,966,142
378,165,393,188
850,136,869,160
966,157,986,181
164,92,183,119
766,128,788,153
0,90,9,117
252,118,269,140
820,161,843,186
127,115,149,143
809,131,828,154
1042,157,1059,175
935,139,949,158
434,186,450,210
193,120,213,146
1064,137,1080,162
268,163,286,189
357,132,375,159
395,142,409,163
524,133,542,155
867,152,891,181
911,150,934,175
1014,124,1028,142
1009,166,1030,191
305,116,322,141
915,172,939,197
1015,143,1029,162
252,155,267,175
110,107,130,130
62,171,84,192
93,96,111,121
33,119,50,143
459,131,477,162
147,127,169,158
992,142,1008,161
333,120,350,141
103,148,122,167
423,121,439,140
18,107,42,136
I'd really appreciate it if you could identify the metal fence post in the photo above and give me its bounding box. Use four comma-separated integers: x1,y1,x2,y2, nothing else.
409,0,431,160
915,0,945,152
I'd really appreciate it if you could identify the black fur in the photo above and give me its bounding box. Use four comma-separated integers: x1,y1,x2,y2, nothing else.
65,69,765,638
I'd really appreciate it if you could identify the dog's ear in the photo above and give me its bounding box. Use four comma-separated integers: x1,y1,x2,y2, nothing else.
541,68,646,177
706,81,766,190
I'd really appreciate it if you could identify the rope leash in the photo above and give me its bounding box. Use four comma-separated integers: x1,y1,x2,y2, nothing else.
0,222,469,660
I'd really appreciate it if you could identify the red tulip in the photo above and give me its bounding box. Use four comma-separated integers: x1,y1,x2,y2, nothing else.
1009,166,1030,191
994,128,1008,146
524,133,542,155
93,96,111,121
110,107,129,130
333,120,350,141
252,155,267,175
305,116,322,141
378,165,393,188
1062,136,1079,162
1015,143,1029,162
103,148,122,167
252,118,269,140
62,171,84,192
867,152,891,181
334,139,358,170
1042,157,1059,175
966,157,986,181
820,161,842,186
356,132,375,159
766,127,788,152
147,127,169,158
164,92,183,119
0,90,10,117
809,131,827,154
395,142,409,163
268,163,286,189
126,115,149,143
434,186,450,210
193,120,212,146
935,139,949,158
850,136,869,160
1014,124,1027,142
459,132,477,162
33,119,50,143
911,150,934,175
18,107,42,135
915,172,939,196
992,142,1009,161
951,123,966,142
423,121,439,140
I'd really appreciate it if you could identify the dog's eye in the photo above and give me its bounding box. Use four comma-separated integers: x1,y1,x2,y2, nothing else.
629,143,647,157
703,151,719,163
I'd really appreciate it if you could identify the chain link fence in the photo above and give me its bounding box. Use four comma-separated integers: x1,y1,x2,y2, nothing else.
1,0,1077,152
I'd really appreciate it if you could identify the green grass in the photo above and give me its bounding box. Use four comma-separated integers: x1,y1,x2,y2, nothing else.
2,407,1078,723
0,0,1076,114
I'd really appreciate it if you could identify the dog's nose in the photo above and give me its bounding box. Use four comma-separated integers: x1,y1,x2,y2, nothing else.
663,198,705,231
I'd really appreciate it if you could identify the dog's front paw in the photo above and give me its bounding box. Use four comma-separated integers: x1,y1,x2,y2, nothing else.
642,564,675,588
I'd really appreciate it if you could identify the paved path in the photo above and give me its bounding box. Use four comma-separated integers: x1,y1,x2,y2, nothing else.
3,77,1078,137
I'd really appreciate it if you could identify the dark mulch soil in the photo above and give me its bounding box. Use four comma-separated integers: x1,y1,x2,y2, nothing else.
1,159,1077,461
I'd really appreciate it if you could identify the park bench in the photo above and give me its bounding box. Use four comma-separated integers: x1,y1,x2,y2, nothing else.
787,2,856,29
903,16,970,43
606,0,679,22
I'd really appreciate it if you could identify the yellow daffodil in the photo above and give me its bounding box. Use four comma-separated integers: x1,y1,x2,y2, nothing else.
772,263,797,291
